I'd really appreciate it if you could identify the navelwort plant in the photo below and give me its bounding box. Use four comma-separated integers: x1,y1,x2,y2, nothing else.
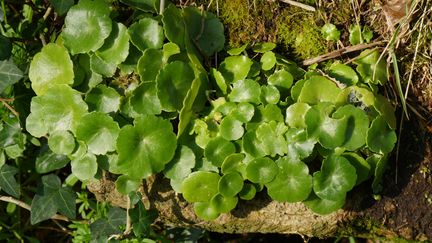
23,0,397,223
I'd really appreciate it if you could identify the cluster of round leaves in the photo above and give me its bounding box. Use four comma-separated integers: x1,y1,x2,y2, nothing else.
24,0,397,221
174,44,397,219
25,0,224,193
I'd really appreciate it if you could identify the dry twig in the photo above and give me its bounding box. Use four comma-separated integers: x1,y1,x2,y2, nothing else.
277,0,315,11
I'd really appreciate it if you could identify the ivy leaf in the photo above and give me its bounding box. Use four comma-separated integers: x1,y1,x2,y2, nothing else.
313,155,357,201
62,0,112,54
367,116,397,154
0,116,26,159
0,60,23,94
129,18,164,51
321,23,340,41
35,145,70,174
255,121,288,157
71,153,98,181
328,63,358,86
181,171,220,202
85,85,121,114
31,174,76,224
130,200,158,237
332,104,369,151
267,157,312,202
0,164,20,198
26,85,88,137
204,136,236,167
156,61,194,112
228,79,261,104
96,22,130,65
129,82,162,116
219,56,253,83
114,115,177,179
90,207,126,240
0,34,12,60
48,0,74,16
28,43,73,95
298,75,341,105
304,192,345,215
75,112,120,155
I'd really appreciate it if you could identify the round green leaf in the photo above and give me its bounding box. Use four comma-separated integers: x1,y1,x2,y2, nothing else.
313,155,357,201
204,137,236,167
231,103,255,123
130,82,162,116
241,131,266,158
321,23,340,41
210,68,227,94
328,63,358,86
305,103,348,149
128,18,164,51
85,85,121,113
260,51,276,71
96,22,130,65
267,70,293,96
285,128,316,160
182,171,220,202
335,86,375,108
367,116,397,154
285,102,311,128
115,175,141,195
219,116,244,141
193,202,220,220
227,43,248,56
354,49,388,85
298,76,341,105
304,192,345,215
156,61,195,112
218,172,244,198
90,53,116,77
267,157,312,202
252,42,276,53
219,56,253,83
75,112,120,155
261,85,280,104
161,5,185,48
29,43,74,95
238,183,256,200
210,194,238,214
26,85,88,137
342,152,371,185
228,79,261,104
71,153,98,181
255,121,288,157
114,115,177,179
373,95,396,129
137,48,163,82
221,153,245,174
63,0,112,54
245,157,278,184
332,104,369,151
258,104,284,122
164,146,195,180
48,130,75,155
290,79,306,102
195,14,225,57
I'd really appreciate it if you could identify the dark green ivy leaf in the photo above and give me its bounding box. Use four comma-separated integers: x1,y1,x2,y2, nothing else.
0,60,23,94
0,164,20,198
30,174,76,224
130,200,157,237
90,207,126,240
